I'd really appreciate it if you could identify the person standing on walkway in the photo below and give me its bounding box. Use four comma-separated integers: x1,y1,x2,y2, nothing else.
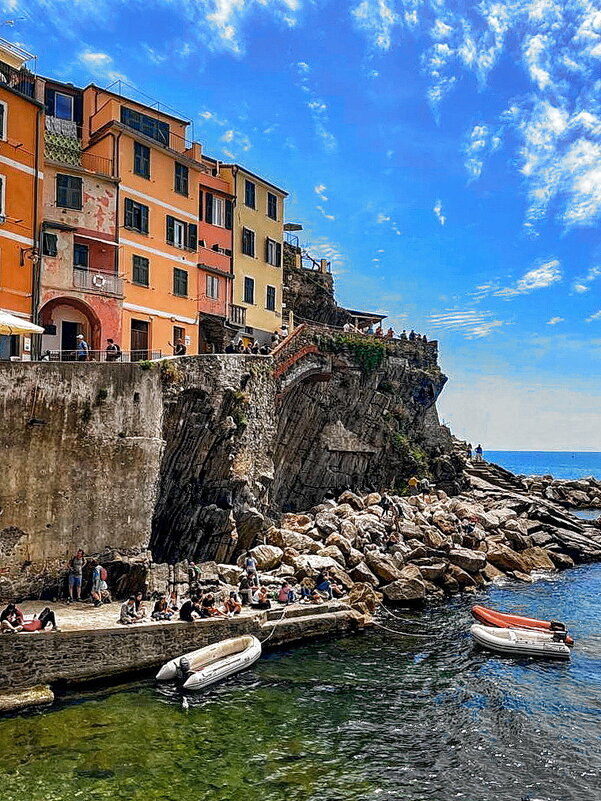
67,549,86,603
466,443,473,460
105,338,121,362
475,444,483,462
76,334,89,361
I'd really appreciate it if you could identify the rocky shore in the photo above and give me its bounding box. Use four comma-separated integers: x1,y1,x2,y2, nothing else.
150,465,601,607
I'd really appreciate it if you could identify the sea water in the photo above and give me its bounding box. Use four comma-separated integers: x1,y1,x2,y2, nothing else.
486,451,601,480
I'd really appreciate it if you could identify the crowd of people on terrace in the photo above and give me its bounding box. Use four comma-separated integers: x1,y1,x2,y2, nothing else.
224,323,289,355
341,321,428,342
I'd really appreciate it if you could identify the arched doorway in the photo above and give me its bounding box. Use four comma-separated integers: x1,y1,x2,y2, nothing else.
39,297,102,358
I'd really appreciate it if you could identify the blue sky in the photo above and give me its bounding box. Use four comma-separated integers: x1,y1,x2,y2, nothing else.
6,0,601,449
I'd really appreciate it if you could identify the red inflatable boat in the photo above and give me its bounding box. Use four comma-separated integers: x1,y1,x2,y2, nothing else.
471,605,574,645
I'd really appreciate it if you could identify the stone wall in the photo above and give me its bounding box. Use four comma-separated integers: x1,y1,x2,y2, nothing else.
283,243,351,328
0,362,163,599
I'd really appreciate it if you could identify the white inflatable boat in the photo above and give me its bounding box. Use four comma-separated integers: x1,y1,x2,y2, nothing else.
470,624,571,660
156,635,262,690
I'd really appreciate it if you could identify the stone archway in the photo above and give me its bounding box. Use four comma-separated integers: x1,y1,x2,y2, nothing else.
39,296,102,354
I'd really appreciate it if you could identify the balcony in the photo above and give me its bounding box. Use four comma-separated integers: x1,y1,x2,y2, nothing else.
45,118,114,177
228,304,246,327
73,267,123,296
0,59,35,99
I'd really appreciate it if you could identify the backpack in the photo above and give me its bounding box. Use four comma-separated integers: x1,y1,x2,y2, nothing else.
99,566,108,581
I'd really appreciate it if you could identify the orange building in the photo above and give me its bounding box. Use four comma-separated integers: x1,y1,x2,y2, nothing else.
0,40,43,360
38,79,123,358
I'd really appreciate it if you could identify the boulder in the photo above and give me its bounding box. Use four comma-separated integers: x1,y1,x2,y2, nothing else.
290,554,341,580
422,580,445,601
485,542,528,573
325,532,353,556
247,544,283,571
422,528,446,550
364,551,403,583
547,551,575,570
345,547,365,569
332,503,355,519
281,547,300,565
482,562,506,581
347,582,382,615
445,564,477,588
381,565,426,602
217,563,243,585
194,561,219,584
337,490,365,509
510,570,534,583
349,561,379,587
328,564,355,590
519,546,556,572
448,547,486,574
431,511,457,535
280,513,314,535
267,528,321,554
317,545,347,566
315,512,340,537
416,561,447,581
364,492,382,506
339,519,358,544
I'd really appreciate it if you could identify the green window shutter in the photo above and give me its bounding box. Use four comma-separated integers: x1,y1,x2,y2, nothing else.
199,190,203,221
206,193,213,224
225,199,233,230
188,223,198,251
141,204,149,233
166,215,175,244
265,237,270,262
125,198,133,228
276,242,282,268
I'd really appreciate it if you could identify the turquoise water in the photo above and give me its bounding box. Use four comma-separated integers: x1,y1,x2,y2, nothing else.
486,451,601,480
1,566,600,801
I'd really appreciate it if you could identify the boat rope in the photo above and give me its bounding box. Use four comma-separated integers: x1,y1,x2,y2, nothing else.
259,604,289,644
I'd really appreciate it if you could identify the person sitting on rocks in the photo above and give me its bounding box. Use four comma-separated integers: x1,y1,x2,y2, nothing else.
385,327,395,339
251,586,271,610
151,594,173,621
400,329,408,339
200,593,225,618
251,340,260,354
90,561,110,608
278,580,296,604
119,596,141,625
315,569,334,599
225,341,236,354
223,592,242,616
375,326,383,338
21,607,60,632
259,343,270,355
134,592,148,621
299,578,315,602
0,602,24,633
179,596,201,622
408,329,416,341
310,589,324,604
238,574,252,606
167,590,180,613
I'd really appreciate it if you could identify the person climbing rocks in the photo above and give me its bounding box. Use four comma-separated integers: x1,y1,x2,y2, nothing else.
408,475,419,496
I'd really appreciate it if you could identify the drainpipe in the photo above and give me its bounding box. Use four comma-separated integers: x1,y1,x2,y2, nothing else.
230,165,238,324
31,106,42,359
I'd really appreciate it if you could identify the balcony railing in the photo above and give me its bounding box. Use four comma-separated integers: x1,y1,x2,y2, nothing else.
228,304,246,327
73,268,123,296
45,126,114,177
43,349,162,363
0,60,35,99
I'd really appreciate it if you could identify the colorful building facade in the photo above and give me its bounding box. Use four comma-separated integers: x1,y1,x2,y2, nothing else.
221,164,287,343
0,41,43,360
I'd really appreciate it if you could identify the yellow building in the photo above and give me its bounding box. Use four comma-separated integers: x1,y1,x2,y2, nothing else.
221,164,287,343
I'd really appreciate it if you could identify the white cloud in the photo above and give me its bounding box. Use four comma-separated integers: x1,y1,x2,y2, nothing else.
546,316,564,325
572,265,601,293
200,110,214,120
316,205,335,221
351,0,399,51
586,310,601,322
433,199,446,225
494,259,562,298
464,122,502,180
314,184,328,201
376,213,391,224
78,50,128,83
295,61,337,152
429,309,505,339
205,0,303,54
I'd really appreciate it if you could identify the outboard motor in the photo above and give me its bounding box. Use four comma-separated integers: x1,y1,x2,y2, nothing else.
176,656,193,683
550,620,566,632
551,630,567,643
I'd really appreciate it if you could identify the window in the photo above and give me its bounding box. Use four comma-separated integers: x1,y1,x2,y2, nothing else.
242,227,255,257
0,101,6,140
174,163,188,195
173,325,185,344
267,192,277,220
206,275,219,299
42,232,58,257
243,276,255,304
56,174,82,210
203,193,233,229
73,243,89,269
121,106,169,145
166,215,197,250
266,285,276,311
213,196,224,227
124,198,149,234
54,92,74,121
244,179,256,209
265,237,282,267
132,254,149,286
173,268,188,297
133,142,150,179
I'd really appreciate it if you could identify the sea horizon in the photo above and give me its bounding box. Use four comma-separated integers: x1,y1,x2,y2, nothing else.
485,450,601,481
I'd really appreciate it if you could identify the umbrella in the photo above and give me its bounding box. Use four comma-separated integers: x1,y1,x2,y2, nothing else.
0,310,45,336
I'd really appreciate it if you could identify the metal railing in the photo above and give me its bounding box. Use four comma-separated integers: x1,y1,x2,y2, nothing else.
228,304,246,326
45,129,114,177
81,150,114,176
73,268,123,296
0,60,35,98
41,349,162,363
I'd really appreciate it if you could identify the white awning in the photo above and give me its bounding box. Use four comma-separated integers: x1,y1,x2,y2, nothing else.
0,311,45,336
